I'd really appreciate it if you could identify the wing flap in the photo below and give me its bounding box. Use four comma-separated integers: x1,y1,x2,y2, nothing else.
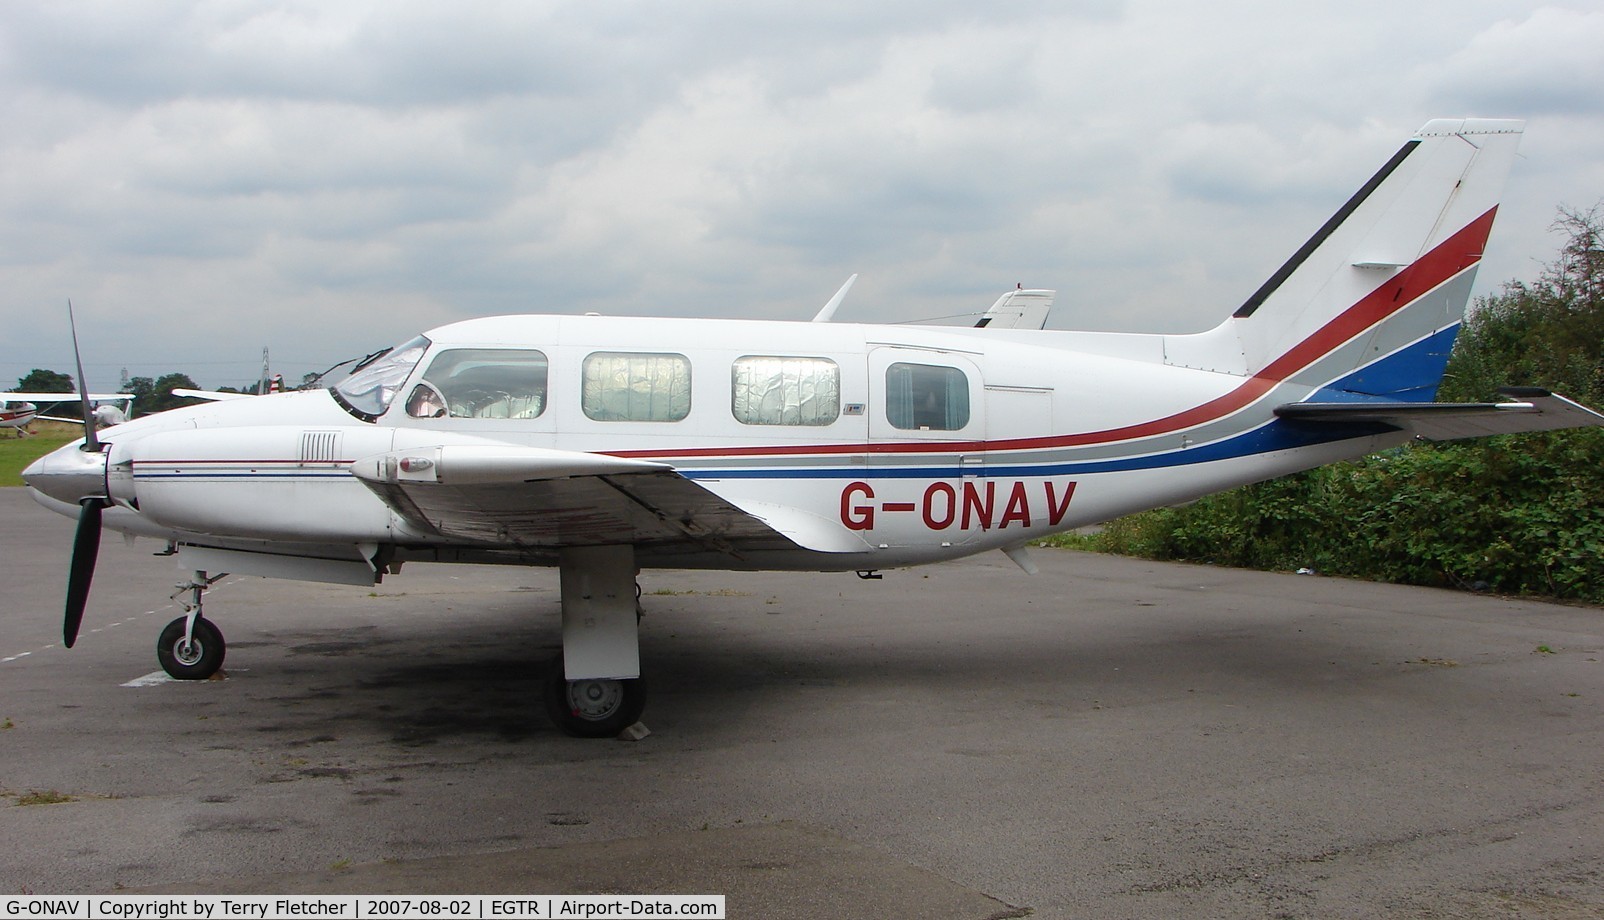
1275,390,1604,441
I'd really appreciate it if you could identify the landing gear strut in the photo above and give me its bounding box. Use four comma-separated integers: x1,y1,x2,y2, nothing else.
545,545,647,737
156,572,228,680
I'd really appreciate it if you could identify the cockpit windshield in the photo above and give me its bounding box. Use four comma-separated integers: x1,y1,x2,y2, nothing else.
332,335,430,421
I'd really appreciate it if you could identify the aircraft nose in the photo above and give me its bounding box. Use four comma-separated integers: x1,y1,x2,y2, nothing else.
23,441,109,509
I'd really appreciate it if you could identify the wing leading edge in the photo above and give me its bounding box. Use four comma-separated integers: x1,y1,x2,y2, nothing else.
1275,389,1604,441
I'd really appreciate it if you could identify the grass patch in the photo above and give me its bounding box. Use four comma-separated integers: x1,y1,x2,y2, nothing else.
15,790,76,806
1034,530,1105,551
646,588,752,597
0,422,79,487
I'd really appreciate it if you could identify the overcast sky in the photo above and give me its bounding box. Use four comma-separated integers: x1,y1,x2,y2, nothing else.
3,1,1602,391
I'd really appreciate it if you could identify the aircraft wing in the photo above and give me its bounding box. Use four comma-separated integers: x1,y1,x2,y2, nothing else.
350,444,869,559
1275,389,1604,441
9,392,132,403
171,388,254,401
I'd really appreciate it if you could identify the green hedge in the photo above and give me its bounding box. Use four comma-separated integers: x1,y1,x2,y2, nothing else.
1057,430,1604,603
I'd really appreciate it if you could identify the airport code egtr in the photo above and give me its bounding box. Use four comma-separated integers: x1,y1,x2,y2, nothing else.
0,897,726,920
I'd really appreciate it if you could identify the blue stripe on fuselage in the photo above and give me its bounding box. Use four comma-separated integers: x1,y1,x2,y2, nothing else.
678,418,1389,481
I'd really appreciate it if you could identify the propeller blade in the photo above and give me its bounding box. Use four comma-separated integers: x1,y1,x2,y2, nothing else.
64,499,102,648
67,298,100,452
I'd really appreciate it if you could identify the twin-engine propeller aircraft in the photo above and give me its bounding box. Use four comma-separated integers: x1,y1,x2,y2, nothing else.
23,118,1604,737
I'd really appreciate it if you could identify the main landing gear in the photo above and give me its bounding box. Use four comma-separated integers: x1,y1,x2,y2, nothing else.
543,654,647,738
155,572,228,681
544,545,648,738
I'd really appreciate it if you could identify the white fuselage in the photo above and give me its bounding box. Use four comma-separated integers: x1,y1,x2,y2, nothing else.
27,314,1400,573
1,401,38,429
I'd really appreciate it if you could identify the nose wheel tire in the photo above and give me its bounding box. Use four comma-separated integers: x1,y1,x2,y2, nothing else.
543,655,646,738
156,616,226,680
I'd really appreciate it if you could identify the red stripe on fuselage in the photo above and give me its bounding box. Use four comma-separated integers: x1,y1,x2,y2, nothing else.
613,207,1496,462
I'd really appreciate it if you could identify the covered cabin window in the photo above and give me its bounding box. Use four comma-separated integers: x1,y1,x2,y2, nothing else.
886,362,970,431
732,356,840,426
407,348,549,419
582,352,692,422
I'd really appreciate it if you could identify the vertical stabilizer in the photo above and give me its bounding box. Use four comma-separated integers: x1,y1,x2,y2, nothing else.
1168,119,1524,402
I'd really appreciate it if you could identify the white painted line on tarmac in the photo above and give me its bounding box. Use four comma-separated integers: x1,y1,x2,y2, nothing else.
122,671,173,688
4,575,249,667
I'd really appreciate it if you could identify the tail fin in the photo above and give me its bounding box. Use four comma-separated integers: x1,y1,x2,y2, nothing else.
1168,118,1524,402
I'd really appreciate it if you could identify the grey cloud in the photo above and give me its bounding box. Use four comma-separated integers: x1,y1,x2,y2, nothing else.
2,1,1601,389
1426,8,1604,116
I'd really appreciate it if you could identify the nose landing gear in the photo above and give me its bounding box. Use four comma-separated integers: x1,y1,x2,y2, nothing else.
155,572,228,680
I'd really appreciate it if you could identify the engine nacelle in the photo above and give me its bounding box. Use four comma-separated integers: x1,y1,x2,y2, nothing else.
111,425,399,542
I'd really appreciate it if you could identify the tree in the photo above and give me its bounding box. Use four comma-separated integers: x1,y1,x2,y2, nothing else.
1442,201,1604,405
11,369,74,393
125,373,203,417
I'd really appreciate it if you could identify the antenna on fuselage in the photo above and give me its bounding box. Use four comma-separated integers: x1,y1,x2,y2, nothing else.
811,274,858,323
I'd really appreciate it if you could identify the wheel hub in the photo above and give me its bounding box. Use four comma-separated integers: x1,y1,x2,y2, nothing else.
172,639,204,667
567,679,623,720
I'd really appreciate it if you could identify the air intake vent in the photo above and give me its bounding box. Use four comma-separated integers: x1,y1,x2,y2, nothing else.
300,430,341,465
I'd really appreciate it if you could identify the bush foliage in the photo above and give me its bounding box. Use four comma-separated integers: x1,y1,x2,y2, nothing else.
1070,203,1604,603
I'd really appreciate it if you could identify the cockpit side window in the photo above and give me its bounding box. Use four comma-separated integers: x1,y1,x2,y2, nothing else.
407,348,549,419
332,335,430,421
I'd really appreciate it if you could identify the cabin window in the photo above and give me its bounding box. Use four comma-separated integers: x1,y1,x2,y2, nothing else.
885,362,970,430
333,335,430,421
407,348,549,419
731,356,840,426
582,352,692,422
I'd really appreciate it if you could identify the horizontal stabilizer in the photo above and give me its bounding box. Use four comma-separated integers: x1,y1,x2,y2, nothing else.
1275,389,1604,441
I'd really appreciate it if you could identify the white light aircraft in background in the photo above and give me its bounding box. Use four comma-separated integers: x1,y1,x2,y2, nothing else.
1,399,38,432
3,393,132,434
24,118,1604,737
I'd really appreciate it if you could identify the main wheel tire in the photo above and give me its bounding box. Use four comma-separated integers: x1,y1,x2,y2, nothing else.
543,656,646,738
156,616,226,680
